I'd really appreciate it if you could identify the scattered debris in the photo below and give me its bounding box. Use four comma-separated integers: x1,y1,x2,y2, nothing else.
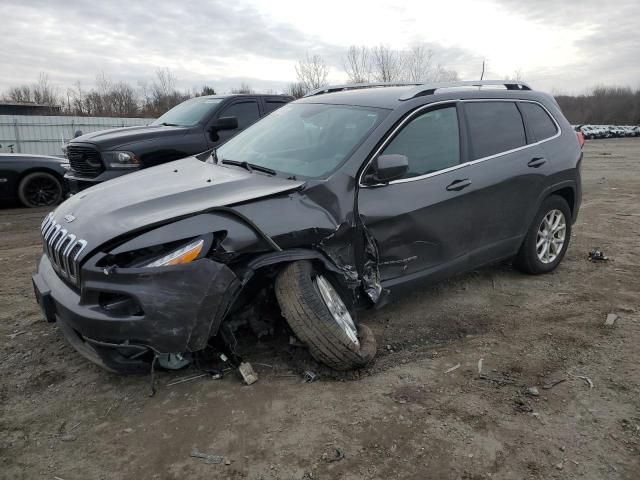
526,386,540,397
605,313,618,326
555,461,564,471
166,373,211,387
615,212,640,217
513,397,533,413
123,428,134,433
302,370,319,383
444,363,461,374
542,378,567,390
476,374,517,386
588,248,609,262
190,449,225,465
238,362,258,385
7,331,26,339
570,374,594,389
477,358,483,374
321,447,345,463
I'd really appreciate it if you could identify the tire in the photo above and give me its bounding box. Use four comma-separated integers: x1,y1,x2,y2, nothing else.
514,195,572,274
18,172,63,208
275,261,377,370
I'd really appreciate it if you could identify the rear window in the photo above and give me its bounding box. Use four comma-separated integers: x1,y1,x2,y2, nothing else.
519,102,558,142
464,102,526,159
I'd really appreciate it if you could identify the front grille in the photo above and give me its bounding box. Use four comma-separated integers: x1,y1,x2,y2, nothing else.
67,145,104,178
41,213,88,287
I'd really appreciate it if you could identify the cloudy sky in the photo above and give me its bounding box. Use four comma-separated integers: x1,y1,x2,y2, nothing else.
1,0,638,96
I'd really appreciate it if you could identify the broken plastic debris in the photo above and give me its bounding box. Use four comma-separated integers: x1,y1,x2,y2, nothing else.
444,363,461,374
588,248,609,262
302,370,319,383
190,449,225,464
238,362,258,385
605,313,618,326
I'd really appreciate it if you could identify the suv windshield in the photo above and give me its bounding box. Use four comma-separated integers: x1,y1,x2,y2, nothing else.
216,103,386,178
151,97,223,127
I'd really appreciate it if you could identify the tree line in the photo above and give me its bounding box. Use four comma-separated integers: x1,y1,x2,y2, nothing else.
3,45,639,124
555,87,640,125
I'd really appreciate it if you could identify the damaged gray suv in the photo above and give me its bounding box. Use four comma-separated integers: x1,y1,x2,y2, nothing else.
32,80,583,373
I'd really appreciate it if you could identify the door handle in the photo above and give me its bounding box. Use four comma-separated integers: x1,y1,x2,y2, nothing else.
446,179,472,191
527,157,546,168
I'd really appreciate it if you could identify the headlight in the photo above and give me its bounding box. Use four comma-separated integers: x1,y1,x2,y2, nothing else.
103,151,140,169
143,239,204,268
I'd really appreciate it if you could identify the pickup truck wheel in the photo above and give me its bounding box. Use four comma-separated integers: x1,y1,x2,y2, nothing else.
514,195,572,274
275,261,376,370
18,172,63,208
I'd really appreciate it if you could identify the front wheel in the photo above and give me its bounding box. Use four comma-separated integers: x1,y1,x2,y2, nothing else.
18,172,63,208
275,261,376,370
514,195,572,274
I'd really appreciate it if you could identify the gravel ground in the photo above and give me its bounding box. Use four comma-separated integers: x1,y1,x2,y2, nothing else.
1,138,639,479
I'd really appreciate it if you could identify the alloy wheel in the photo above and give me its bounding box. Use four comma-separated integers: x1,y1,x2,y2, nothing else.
314,275,360,347
536,209,566,264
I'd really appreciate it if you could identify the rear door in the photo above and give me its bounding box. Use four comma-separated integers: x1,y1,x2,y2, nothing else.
358,103,475,284
207,98,261,147
460,100,554,262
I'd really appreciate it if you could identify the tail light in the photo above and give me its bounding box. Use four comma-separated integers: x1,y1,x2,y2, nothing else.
576,132,585,148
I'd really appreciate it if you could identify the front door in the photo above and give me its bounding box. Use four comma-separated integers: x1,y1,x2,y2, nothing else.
358,103,475,285
207,98,261,147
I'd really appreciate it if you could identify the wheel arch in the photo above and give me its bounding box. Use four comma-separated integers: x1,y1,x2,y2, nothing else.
18,166,66,186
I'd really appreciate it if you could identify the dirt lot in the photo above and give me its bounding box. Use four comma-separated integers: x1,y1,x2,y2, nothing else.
1,139,639,480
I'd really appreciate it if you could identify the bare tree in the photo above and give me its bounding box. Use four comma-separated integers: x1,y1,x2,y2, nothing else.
285,82,307,99
370,45,403,83
343,46,371,84
404,45,434,82
295,54,329,93
230,82,255,94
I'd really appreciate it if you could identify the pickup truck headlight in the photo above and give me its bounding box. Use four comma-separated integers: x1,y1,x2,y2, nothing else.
103,151,140,169
142,239,204,268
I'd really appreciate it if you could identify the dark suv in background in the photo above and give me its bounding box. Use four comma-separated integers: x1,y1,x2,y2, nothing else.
34,80,582,374
64,94,292,192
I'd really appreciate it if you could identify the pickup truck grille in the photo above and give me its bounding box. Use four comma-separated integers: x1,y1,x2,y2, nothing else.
41,213,87,287
67,145,104,178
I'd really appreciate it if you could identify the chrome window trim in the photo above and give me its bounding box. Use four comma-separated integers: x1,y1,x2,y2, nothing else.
359,98,562,187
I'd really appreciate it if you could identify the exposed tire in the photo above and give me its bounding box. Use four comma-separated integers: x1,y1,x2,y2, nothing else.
18,172,63,208
514,195,572,274
275,261,376,370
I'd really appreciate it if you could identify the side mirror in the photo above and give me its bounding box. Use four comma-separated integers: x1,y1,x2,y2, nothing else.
209,116,238,131
365,154,409,184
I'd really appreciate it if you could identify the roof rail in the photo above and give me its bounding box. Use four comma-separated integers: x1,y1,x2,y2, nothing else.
398,80,532,100
303,82,422,98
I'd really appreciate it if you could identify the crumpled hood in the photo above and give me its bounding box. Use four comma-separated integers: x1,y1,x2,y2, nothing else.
71,124,188,150
51,157,304,255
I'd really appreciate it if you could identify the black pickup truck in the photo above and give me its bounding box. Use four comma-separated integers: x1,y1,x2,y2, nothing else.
64,94,292,193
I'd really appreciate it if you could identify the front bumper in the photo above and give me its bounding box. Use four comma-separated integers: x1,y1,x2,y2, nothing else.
33,254,240,373
65,169,134,193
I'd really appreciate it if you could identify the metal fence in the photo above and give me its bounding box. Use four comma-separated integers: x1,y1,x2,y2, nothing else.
0,115,155,157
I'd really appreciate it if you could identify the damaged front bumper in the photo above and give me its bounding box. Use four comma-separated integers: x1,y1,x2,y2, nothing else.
32,254,240,373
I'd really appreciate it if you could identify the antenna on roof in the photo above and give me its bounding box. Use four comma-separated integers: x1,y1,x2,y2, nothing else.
480,60,485,81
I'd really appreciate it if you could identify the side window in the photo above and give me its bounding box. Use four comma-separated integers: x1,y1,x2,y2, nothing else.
381,106,460,179
264,100,287,114
464,102,526,159
519,102,558,142
220,101,260,129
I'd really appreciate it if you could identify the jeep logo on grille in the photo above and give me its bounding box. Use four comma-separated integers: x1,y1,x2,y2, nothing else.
64,214,76,223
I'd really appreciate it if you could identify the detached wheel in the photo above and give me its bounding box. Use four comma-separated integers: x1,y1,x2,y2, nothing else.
275,261,376,370
514,195,572,274
18,172,63,208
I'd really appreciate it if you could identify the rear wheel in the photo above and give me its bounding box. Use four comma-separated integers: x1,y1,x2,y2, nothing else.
275,261,376,370
514,195,572,274
18,172,63,208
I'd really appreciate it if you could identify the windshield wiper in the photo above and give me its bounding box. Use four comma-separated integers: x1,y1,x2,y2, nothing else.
159,122,180,126
221,159,276,176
